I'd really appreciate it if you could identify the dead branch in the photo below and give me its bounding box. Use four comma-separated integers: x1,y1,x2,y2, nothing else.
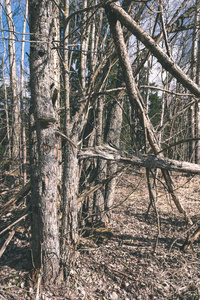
55,130,77,148
108,1,200,97
0,181,31,215
0,230,15,258
78,144,200,175
140,85,193,97
0,208,29,236
181,225,200,251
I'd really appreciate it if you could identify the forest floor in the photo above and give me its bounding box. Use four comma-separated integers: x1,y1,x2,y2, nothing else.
0,169,200,299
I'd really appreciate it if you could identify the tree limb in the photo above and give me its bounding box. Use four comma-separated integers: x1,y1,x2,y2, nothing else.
78,144,200,175
107,1,200,97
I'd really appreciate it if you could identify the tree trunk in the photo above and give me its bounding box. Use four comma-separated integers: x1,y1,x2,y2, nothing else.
0,5,11,159
104,82,123,223
61,0,79,276
29,0,60,285
20,0,28,184
81,0,91,95
61,142,79,274
194,0,200,163
93,97,106,224
5,0,20,160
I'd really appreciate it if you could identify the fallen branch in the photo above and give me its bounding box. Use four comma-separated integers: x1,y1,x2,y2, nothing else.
0,209,30,236
0,230,15,258
78,144,200,175
0,181,31,215
181,224,200,251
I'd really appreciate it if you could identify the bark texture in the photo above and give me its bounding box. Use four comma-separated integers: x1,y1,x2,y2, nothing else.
29,0,60,285
93,97,107,224
104,88,123,222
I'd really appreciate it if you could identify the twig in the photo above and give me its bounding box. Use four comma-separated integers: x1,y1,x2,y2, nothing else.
85,256,134,280
181,224,200,251
0,181,31,215
105,264,134,280
0,230,15,258
140,85,193,96
35,272,42,300
169,222,197,252
55,130,77,148
0,209,29,236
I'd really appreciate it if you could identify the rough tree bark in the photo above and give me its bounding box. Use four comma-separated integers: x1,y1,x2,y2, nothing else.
194,0,200,163
29,0,60,285
93,97,107,224
104,82,124,223
61,0,79,276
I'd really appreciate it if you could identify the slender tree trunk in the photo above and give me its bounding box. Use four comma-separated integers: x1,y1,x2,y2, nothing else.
52,0,61,181
29,0,60,285
104,81,123,223
194,0,200,163
0,4,11,158
93,97,106,224
81,0,91,95
189,0,198,162
196,38,200,163
5,0,20,160
61,0,78,276
20,0,28,184
62,142,79,266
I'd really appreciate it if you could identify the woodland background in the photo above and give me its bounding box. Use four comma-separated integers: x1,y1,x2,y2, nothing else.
0,0,200,299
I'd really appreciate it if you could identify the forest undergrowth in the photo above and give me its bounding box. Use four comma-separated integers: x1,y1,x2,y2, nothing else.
0,169,199,300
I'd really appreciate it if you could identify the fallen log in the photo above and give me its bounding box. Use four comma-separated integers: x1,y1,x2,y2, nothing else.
78,144,200,175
